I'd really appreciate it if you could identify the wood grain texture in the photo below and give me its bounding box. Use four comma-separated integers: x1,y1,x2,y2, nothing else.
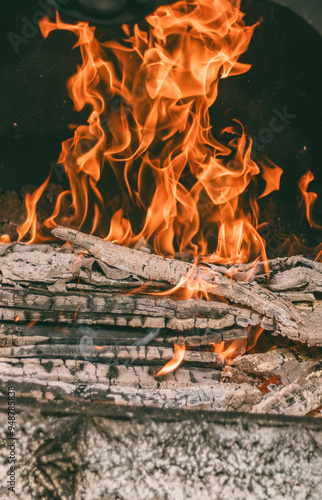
1,239,321,345
0,344,225,369
233,345,322,385
52,227,301,328
0,323,248,348
0,357,260,412
1,408,321,499
251,370,322,416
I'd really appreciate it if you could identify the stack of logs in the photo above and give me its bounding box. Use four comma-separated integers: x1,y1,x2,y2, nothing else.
0,226,321,416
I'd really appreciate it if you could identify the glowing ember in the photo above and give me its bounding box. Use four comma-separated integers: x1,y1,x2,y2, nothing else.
27,320,39,329
0,235,11,244
156,342,186,376
15,0,282,265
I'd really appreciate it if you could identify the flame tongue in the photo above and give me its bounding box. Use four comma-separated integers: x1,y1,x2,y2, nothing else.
14,0,282,265
156,341,186,376
299,171,322,230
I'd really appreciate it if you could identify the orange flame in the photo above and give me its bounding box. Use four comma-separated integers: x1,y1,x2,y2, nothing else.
156,342,186,376
259,158,283,199
298,170,322,229
212,325,264,361
14,0,282,265
17,171,51,244
0,235,11,244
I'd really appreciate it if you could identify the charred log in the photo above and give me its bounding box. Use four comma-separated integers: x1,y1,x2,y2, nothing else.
251,370,322,416
233,345,322,386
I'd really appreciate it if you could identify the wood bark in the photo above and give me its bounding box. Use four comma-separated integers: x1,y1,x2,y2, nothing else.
213,255,322,293
51,227,301,327
0,344,225,369
251,370,322,416
0,286,260,332
52,227,322,346
233,345,322,386
1,239,321,344
0,357,260,412
1,408,321,500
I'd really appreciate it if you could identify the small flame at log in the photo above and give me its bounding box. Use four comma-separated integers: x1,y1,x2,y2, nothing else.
213,325,264,361
156,341,186,376
157,326,263,376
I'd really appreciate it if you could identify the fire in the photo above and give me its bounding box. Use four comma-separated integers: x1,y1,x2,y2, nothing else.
13,0,281,265
212,325,264,361
298,171,322,230
156,341,186,376
156,326,263,377
0,235,11,244
16,170,51,244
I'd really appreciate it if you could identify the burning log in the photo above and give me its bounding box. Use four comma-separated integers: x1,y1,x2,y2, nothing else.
0,357,261,412
0,344,225,370
251,370,322,417
0,323,247,349
52,226,322,346
51,227,299,324
0,286,260,335
223,255,322,293
233,345,322,386
1,241,321,417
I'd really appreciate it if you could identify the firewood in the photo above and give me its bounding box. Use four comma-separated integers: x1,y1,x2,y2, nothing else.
0,357,261,412
0,323,247,349
0,344,225,369
251,370,322,416
1,241,321,344
219,255,322,293
5,285,321,345
233,345,322,386
0,356,222,390
0,286,262,332
51,227,299,324
51,227,322,346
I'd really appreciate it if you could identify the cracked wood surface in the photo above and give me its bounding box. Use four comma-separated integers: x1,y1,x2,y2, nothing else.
0,323,247,348
0,286,263,331
233,345,322,386
0,344,225,369
0,357,221,390
1,240,321,344
208,256,322,293
251,370,322,417
52,227,301,328
1,245,321,293
0,357,261,412
1,286,321,344
1,410,321,500
51,227,322,346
